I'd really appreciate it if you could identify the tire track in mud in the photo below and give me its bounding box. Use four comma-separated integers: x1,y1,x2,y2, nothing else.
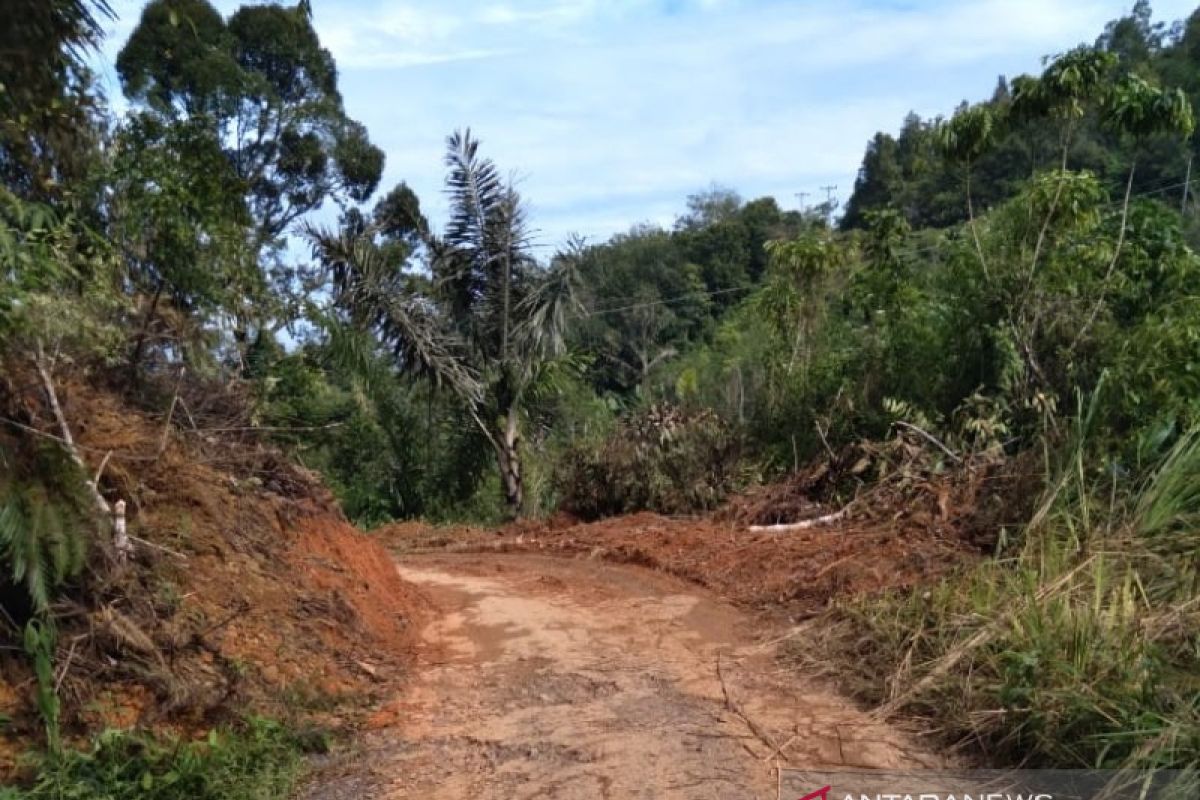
302,553,943,800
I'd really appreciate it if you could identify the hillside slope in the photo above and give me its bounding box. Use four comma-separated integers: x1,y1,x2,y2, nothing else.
0,376,428,777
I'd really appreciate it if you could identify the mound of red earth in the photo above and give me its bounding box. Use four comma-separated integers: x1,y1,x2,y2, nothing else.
377,439,1032,618
379,511,968,618
0,380,428,777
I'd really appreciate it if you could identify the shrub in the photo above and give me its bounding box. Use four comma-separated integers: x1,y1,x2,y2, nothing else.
558,404,746,519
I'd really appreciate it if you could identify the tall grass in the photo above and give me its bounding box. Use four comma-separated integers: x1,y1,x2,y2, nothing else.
798,428,1200,769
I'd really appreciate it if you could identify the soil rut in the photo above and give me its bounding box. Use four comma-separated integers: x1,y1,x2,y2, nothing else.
303,553,944,799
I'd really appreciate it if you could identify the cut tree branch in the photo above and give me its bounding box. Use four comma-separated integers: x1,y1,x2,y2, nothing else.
34,342,109,518
893,421,961,464
748,508,849,533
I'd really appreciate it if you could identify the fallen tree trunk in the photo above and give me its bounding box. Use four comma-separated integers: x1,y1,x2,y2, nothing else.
748,508,848,533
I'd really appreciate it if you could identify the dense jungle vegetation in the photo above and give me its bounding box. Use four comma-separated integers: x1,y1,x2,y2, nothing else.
2,0,1200,786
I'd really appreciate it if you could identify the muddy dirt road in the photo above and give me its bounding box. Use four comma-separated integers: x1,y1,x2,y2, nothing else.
303,553,944,799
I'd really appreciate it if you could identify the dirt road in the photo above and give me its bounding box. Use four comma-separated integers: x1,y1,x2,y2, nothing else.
303,553,943,799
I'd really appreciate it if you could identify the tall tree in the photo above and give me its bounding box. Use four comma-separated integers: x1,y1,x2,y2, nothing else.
116,0,384,247
116,0,384,367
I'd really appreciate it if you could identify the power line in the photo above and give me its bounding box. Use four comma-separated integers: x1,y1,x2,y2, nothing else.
579,172,1197,319
585,286,752,317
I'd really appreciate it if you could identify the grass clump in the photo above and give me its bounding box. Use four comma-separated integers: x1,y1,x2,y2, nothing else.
2,718,307,800
799,428,1200,769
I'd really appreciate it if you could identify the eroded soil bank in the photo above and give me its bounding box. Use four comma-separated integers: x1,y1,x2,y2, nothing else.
303,553,944,800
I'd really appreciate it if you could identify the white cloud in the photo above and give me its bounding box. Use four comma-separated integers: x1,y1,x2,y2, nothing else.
93,0,1200,247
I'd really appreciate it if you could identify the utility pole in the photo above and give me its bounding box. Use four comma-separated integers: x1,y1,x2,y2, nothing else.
795,191,809,213
820,185,837,224
1183,154,1193,214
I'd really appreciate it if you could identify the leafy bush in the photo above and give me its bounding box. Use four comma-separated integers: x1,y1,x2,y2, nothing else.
4,719,305,800
559,404,745,519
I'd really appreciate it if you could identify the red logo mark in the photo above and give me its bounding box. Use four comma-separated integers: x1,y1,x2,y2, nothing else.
798,785,832,800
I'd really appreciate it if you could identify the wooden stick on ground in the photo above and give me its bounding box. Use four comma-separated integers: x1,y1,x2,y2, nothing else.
893,421,961,464
157,366,185,458
748,508,848,533
34,342,110,519
716,653,782,756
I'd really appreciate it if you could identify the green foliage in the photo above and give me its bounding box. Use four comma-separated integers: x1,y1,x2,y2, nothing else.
0,188,122,350
309,130,584,515
117,0,384,243
559,404,744,519
108,113,257,316
1012,47,1118,124
573,226,711,395
572,195,804,397
0,483,87,617
260,343,495,526
844,14,1200,231
4,718,305,800
23,620,60,755
1104,73,1195,139
0,444,90,618
0,0,110,198
937,103,998,165
804,429,1200,769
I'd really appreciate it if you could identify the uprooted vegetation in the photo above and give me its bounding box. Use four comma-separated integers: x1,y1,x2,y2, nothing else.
7,0,1200,786
381,427,1030,615
557,404,748,520
0,364,427,786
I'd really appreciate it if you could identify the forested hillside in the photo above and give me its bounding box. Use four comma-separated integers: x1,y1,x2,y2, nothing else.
3,0,1200,792
842,0,1200,230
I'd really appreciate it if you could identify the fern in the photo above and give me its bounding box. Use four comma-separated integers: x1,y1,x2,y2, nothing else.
0,450,90,615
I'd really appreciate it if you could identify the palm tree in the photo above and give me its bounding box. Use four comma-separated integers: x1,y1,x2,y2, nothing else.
308,129,580,516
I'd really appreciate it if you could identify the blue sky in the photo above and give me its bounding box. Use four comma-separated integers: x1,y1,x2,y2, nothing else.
95,0,1200,250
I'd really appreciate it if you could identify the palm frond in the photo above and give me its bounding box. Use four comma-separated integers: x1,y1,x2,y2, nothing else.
0,479,87,614
438,132,540,359
513,239,585,361
307,224,483,404
443,129,504,257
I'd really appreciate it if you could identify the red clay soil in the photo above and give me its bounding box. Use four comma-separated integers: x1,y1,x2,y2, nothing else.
377,509,970,619
0,379,428,777
376,443,1029,618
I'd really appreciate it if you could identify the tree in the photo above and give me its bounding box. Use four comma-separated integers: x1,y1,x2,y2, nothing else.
1096,0,1163,70
116,0,384,368
309,130,580,516
676,186,742,230
116,0,384,247
573,226,711,395
107,113,258,374
757,232,843,384
0,0,111,198
937,103,999,276
841,132,903,230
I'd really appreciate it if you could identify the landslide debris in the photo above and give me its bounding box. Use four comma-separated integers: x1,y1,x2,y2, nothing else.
0,375,428,778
